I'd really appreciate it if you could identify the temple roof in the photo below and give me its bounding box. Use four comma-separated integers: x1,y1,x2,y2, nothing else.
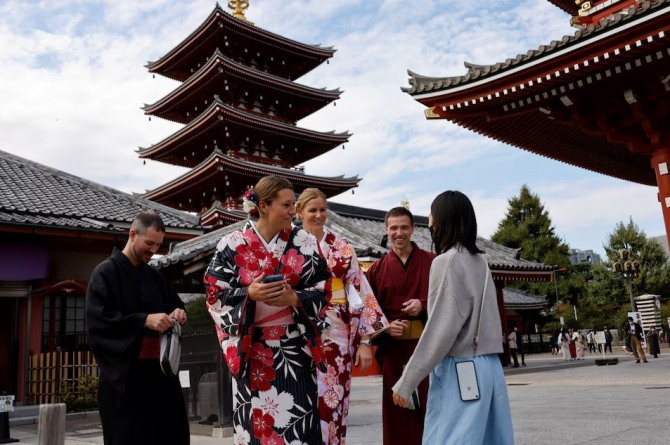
547,0,578,14
138,99,350,167
405,1,669,97
503,287,547,310
144,51,342,125
0,149,201,236
147,5,335,82
152,201,554,280
403,1,670,187
141,150,359,210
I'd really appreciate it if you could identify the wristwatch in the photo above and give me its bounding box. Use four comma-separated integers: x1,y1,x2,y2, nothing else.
360,339,371,346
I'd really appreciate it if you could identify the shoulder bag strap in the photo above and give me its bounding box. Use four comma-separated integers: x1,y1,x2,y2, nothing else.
473,263,491,355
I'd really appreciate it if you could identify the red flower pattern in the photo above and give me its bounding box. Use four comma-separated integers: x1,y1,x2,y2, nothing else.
225,345,240,375
251,408,275,439
261,325,286,341
249,361,276,392
261,430,285,445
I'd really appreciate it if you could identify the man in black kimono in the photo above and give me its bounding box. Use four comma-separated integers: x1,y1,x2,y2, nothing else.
86,211,190,445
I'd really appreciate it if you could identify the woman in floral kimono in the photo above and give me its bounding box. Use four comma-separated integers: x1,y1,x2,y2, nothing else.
204,176,331,445
296,188,389,445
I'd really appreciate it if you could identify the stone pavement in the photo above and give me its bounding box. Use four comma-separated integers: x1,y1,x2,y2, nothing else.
8,349,670,444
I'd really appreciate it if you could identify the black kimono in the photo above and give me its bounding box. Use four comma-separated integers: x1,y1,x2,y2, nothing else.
85,248,189,445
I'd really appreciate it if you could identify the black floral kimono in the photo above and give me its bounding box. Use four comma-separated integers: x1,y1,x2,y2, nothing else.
204,222,331,445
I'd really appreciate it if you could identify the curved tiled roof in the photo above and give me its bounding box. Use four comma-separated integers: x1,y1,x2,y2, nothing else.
503,287,547,309
152,203,554,275
404,1,670,96
142,149,359,204
138,99,351,167
0,149,200,233
143,50,342,125
147,5,335,82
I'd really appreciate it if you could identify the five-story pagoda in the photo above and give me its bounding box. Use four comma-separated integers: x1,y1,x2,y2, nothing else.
140,1,359,227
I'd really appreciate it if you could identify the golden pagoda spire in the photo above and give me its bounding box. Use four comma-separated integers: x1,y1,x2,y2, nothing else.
228,0,253,23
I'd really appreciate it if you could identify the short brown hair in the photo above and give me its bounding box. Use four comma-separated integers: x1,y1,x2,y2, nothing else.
131,210,165,234
385,206,414,226
295,188,327,213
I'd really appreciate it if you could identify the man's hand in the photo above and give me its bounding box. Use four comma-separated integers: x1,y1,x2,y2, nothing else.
401,299,423,317
386,320,408,338
169,308,188,326
145,313,174,333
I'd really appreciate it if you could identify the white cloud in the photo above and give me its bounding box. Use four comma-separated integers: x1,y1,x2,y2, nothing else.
0,0,663,257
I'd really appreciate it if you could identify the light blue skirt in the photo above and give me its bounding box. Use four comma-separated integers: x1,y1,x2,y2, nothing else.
423,354,514,445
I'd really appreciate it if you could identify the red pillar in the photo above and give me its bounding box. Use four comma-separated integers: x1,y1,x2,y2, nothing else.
651,148,670,250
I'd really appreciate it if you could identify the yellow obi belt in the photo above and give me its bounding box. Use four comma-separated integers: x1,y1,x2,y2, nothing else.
330,278,347,305
399,320,425,340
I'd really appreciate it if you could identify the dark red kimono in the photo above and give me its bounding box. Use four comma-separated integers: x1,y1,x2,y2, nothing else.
366,243,434,445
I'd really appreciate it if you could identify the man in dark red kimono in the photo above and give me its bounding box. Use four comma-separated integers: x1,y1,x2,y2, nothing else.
367,207,434,445
85,211,189,445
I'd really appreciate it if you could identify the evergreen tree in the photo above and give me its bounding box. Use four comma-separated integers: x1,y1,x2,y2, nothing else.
491,185,573,306
491,185,570,266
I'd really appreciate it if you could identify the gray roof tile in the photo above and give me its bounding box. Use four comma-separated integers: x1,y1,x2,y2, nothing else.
152,204,554,273
0,149,200,232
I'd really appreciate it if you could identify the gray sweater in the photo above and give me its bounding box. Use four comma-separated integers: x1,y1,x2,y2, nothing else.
392,245,503,400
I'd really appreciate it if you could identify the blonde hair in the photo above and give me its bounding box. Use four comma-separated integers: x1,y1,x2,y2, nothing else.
296,188,327,213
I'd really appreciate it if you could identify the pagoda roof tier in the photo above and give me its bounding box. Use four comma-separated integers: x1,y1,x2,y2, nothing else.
403,1,670,186
139,99,350,168
199,203,247,227
147,5,335,82
143,50,342,125
142,150,359,213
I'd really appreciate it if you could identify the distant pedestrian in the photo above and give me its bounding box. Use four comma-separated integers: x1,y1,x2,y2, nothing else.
568,328,577,360
603,326,613,353
647,326,660,359
587,330,596,353
550,333,559,355
576,334,586,360
515,327,526,366
508,329,519,367
558,328,570,361
624,317,647,363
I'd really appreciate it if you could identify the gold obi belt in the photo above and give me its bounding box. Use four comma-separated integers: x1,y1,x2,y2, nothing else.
330,278,347,305
399,319,425,340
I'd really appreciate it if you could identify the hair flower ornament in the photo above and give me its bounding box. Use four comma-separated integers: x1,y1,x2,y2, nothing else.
242,188,259,217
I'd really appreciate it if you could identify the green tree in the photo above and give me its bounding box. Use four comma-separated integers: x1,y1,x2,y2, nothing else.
491,185,573,306
589,218,670,323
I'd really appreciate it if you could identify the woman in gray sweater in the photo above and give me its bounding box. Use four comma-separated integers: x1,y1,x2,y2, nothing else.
392,191,514,444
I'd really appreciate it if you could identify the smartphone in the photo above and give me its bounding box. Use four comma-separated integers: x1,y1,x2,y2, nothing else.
262,274,284,283
455,361,480,402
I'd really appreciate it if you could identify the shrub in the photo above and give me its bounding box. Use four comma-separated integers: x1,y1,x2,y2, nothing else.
59,374,98,412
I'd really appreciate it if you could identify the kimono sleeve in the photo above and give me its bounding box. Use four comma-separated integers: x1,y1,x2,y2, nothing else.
204,233,249,336
293,251,331,321
85,261,146,356
346,251,389,338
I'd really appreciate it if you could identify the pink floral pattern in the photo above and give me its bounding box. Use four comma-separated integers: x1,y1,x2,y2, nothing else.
316,229,389,445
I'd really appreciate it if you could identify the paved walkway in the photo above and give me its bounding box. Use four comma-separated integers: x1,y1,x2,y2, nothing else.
7,349,670,444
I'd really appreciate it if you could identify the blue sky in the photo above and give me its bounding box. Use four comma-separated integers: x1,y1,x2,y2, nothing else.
0,0,664,256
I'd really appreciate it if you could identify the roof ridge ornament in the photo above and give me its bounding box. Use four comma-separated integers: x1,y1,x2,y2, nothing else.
228,0,253,24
